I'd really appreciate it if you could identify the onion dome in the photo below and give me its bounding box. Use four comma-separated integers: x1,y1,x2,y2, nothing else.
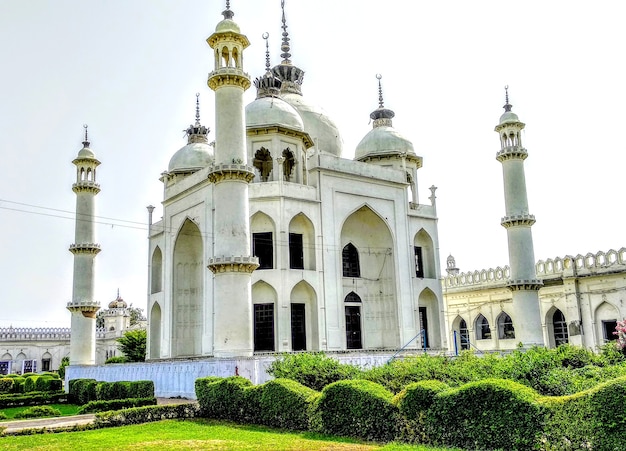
498,86,521,125
168,94,213,173
355,75,415,161
108,290,127,309
214,1,240,33
271,1,343,156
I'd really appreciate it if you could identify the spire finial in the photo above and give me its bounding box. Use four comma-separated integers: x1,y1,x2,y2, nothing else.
195,92,201,126
503,85,513,112
82,124,90,147
263,32,271,72
222,0,234,20
280,0,291,64
376,74,384,109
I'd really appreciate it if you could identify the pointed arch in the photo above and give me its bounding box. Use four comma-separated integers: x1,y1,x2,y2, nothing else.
289,213,315,270
595,301,619,343
290,281,318,351
149,302,162,359
251,211,275,269
496,312,515,339
345,291,362,303
172,219,203,357
451,315,470,351
546,306,568,348
417,288,441,349
151,246,163,294
413,229,436,279
253,147,273,182
252,281,277,352
475,314,491,340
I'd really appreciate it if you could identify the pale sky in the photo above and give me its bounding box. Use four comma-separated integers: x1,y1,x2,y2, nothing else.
0,0,624,328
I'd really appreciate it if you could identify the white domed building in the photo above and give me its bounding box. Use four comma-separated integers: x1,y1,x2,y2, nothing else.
144,3,445,362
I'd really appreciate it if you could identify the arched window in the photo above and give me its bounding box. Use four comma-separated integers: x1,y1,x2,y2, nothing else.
497,312,515,339
459,319,469,350
344,292,361,303
475,314,491,340
253,147,273,182
553,309,569,346
282,148,295,181
342,243,360,277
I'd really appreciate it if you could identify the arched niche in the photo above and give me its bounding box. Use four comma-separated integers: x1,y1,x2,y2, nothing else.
496,312,515,339
340,205,397,350
288,213,315,270
475,314,492,340
290,281,318,351
413,229,436,279
417,288,441,349
172,219,203,357
252,281,278,352
595,302,619,343
149,302,162,359
545,306,568,348
451,315,470,351
151,246,163,294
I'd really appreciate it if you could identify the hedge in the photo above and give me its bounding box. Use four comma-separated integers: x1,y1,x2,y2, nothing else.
393,379,450,418
195,376,252,421
77,397,157,414
93,403,199,428
0,391,67,408
69,379,155,404
256,378,317,431
310,379,398,442
426,378,543,450
540,375,626,449
0,378,14,394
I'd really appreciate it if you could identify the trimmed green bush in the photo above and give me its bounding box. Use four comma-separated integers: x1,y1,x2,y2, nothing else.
94,403,199,427
69,378,98,405
129,380,154,399
541,375,626,449
311,379,398,442
394,379,449,418
104,356,128,364
77,397,157,414
195,376,252,421
0,377,14,394
426,378,543,450
256,378,317,430
267,352,360,391
14,405,62,419
0,391,67,408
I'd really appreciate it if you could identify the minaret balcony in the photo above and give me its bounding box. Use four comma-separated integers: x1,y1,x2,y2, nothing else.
208,255,259,274
69,243,101,255
66,300,101,314
72,181,101,194
496,146,528,162
501,214,536,228
507,279,543,291
208,164,255,184
208,69,251,90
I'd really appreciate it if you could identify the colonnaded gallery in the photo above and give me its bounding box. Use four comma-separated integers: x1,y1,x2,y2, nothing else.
4,2,625,386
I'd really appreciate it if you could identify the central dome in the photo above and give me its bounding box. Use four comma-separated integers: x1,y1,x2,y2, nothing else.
355,126,414,160
168,142,214,174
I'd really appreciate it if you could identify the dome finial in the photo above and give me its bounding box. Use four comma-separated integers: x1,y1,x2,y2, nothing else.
82,124,90,147
376,74,384,109
195,92,201,126
503,85,513,112
263,32,271,72
222,0,234,20
280,0,291,64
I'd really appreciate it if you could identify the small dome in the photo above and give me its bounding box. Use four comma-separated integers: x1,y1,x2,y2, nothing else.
355,126,414,160
282,92,343,156
215,18,240,34
168,142,214,173
77,145,95,159
108,295,127,309
499,110,520,125
246,96,304,131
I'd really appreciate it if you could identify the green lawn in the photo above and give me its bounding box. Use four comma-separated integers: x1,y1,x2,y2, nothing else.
0,419,461,450
1,404,81,420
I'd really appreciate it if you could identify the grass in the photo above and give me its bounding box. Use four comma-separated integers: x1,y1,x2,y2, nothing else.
0,404,81,420
0,419,462,450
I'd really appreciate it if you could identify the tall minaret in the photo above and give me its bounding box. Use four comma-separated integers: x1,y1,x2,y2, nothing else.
495,88,543,347
67,125,101,365
206,1,258,357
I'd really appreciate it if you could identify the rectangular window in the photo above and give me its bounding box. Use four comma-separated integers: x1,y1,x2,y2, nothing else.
0,361,9,375
291,303,306,351
41,359,51,372
253,232,273,269
289,233,304,269
414,246,424,278
254,303,275,352
603,320,618,342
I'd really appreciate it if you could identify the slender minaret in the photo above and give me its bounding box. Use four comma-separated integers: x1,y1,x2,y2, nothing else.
206,1,258,357
67,125,101,365
495,88,543,347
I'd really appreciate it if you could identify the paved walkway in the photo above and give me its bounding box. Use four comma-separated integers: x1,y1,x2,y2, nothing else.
1,398,196,435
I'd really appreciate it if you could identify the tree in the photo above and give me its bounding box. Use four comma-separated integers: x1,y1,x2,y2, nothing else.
116,329,147,362
58,356,69,379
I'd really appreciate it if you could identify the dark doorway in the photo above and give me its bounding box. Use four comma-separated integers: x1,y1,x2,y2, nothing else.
553,309,569,346
253,232,273,269
459,319,469,350
289,233,304,269
291,303,306,351
254,303,275,351
345,306,362,349
419,307,429,348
